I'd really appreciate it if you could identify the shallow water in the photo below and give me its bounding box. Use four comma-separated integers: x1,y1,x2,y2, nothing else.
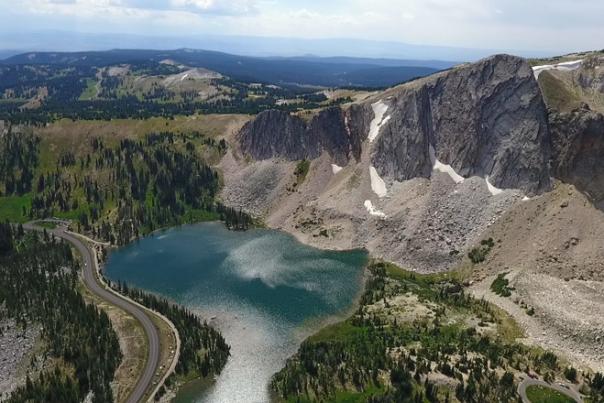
104,222,367,403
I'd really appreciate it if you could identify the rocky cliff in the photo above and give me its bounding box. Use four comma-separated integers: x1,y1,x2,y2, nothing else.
551,106,604,204
238,106,367,166
238,55,552,195
373,54,551,195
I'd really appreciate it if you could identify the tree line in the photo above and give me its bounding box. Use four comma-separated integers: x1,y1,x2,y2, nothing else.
113,281,230,401
1,128,253,245
271,261,604,402
0,223,121,403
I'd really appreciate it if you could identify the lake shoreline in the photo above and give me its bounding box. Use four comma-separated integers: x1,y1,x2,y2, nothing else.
103,222,368,403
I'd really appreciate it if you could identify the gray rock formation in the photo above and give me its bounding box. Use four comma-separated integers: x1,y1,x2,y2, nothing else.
237,106,365,166
372,54,552,195
551,107,604,204
238,54,552,195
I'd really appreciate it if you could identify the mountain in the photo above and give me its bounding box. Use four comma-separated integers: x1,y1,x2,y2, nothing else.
2,49,441,88
222,52,604,376
0,30,556,61
536,51,604,207
238,54,550,195
223,52,604,277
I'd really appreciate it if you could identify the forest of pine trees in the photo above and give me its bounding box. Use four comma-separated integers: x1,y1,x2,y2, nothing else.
0,127,253,244
0,126,39,196
113,282,230,401
0,223,121,403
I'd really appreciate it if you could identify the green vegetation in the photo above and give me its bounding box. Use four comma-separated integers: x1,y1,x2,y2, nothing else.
0,126,252,244
0,127,39,196
0,223,121,403
294,159,311,185
112,282,230,400
33,220,58,230
0,61,353,124
468,237,495,264
0,194,32,223
589,372,604,403
564,366,578,383
525,385,574,403
491,272,513,297
79,78,97,101
538,71,581,112
272,261,589,402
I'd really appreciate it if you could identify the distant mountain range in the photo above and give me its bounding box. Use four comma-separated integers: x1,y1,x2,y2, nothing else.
2,48,449,88
0,30,558,63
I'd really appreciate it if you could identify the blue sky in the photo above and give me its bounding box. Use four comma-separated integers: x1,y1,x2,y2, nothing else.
0,0,602,54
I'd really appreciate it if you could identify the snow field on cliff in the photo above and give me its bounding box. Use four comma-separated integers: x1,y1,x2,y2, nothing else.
368,101,391,142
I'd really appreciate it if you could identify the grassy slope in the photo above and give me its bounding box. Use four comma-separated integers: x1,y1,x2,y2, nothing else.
526,385,574,403
0,194,32,223
538,71,582,112
0,114,249,228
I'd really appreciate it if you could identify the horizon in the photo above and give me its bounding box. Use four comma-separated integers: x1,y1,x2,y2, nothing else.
1,1,602,61
0,30,583,63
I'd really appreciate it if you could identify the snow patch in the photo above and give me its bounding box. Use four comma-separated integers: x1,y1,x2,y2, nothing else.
369,166,387,197
331,164,343,174
344,115,352,136
368,101,391,142
522,196,531,202
429,146,465,184
485,176,504,196
181,73,189,81
364,200,386,218
532,59,583,79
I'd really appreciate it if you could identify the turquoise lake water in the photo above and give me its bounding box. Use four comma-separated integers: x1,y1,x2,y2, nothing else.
103,222,367,403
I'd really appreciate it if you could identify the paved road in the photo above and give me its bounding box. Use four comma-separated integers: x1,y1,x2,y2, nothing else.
518,378,583,403
25,223,160,403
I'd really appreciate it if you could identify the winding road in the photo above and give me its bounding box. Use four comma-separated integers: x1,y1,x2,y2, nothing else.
24,222,160,403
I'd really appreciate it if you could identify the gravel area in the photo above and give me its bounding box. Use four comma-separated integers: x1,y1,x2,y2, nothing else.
0,319,41,400
470,271,604,373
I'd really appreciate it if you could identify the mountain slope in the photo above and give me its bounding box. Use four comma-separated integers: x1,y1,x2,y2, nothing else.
2,49,440,88
236,54,550,195
220,51,604,375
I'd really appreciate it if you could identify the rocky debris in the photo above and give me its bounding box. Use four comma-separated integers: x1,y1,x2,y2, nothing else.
237,106,365,166
470,271,604,373
372,54,551,196
0,319,41,400
477,183,604,282
364,175,523,273
575,55,604,99
550,107,604,204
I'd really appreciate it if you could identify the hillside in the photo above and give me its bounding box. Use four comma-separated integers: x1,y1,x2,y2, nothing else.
0,49,445,124
220,52,604,381
1,49,604,402
1,49,442,88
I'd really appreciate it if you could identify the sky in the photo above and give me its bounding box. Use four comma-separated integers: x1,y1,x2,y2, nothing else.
0,0,602,56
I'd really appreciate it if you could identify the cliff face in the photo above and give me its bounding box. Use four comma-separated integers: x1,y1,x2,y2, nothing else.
551,107,604,203
238,106,366,166
373,54,551,195
238,54,552,195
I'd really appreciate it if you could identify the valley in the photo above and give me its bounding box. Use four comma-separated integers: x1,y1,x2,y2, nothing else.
0,47,603,403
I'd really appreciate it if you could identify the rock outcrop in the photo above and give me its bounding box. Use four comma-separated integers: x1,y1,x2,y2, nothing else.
551,107,604,204
372,54,551,195
238,55,552,195
238,106,366,166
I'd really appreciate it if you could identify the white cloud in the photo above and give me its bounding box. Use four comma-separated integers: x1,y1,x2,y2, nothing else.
3,0,604,54
170,0,258,15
